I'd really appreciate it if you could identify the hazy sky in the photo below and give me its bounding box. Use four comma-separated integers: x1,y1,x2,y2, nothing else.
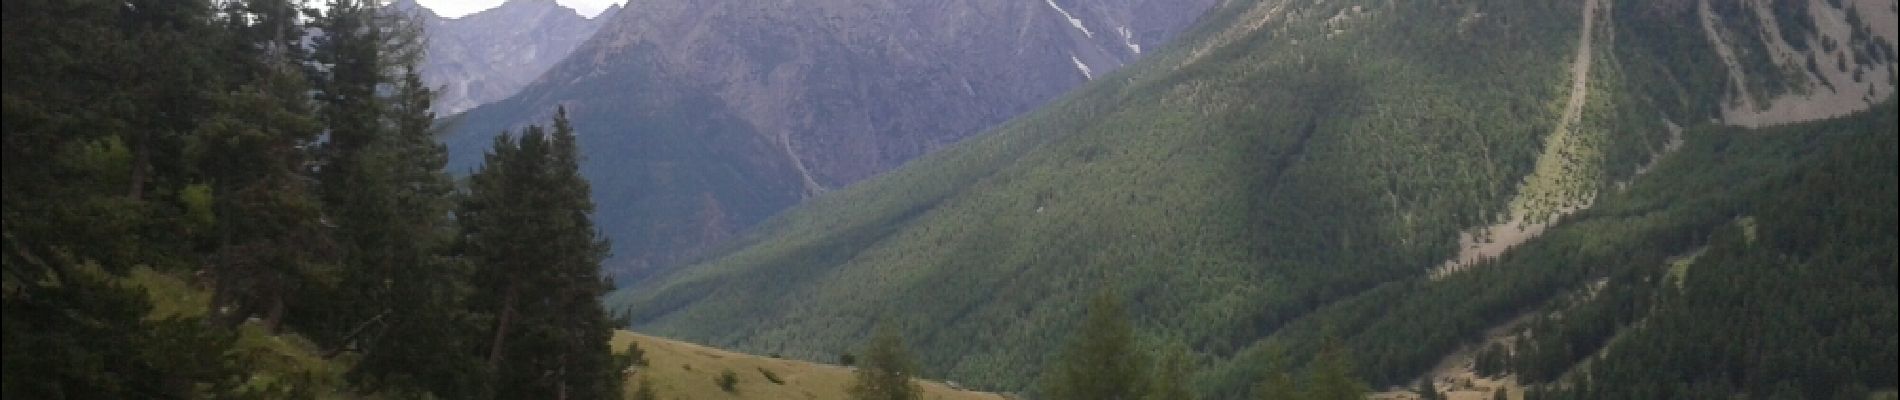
415,0,624,18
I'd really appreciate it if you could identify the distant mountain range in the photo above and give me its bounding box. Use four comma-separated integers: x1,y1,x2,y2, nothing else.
390,0,619,115
441,0,1219,282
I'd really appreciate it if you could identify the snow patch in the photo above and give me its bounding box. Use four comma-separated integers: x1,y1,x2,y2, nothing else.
1119,26,1141,54
1071,55,1094,80
1044,0,1094,38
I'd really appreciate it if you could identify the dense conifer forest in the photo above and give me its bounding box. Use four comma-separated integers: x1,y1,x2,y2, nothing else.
2,0,632,397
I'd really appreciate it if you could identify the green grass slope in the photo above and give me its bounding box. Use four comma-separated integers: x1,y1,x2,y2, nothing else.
613,0,1894,396
617,332,1004,400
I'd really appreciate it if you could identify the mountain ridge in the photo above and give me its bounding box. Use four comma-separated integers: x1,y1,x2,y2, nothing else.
393,0,619,115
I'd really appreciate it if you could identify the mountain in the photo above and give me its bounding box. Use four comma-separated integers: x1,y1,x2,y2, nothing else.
389,0,619,115
612,0,1898,395
442,0,1220,282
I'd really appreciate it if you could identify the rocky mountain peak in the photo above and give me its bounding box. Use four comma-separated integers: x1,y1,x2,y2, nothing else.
408,0,615,114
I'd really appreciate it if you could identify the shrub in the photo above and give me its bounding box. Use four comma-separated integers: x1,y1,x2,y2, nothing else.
716,369,739,392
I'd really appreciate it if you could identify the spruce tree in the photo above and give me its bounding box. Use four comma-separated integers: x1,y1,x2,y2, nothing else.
1043,290,1150,400
1147,344,1196,400
1253,350,1299,400
849,323,922,400
1304,336,1370,400
462,110,627,399
1418,379,1445,400
199,0,331,334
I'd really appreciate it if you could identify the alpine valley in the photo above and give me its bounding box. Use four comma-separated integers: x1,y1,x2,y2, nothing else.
610,0,1900,397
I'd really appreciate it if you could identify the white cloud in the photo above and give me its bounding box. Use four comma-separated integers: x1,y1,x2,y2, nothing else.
414,0,624,18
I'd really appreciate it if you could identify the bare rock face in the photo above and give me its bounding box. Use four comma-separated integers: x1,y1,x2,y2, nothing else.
392,0,618,115
443,0,1217,283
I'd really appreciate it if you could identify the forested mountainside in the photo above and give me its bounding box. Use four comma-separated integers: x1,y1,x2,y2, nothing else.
387,0,619,115
441,0,1219,282
614,0,1899,396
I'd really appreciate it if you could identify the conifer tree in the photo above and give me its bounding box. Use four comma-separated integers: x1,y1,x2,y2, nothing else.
849,323,922,400
3,0,245,396
1253,350,1299,400
1043,291,1151,400
461,109,627,399
1304,336,1370,400
1147,344,1196,400
1418,379,1445,400
199,0,331,334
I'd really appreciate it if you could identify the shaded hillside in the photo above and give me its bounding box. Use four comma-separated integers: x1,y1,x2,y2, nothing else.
390,0,619,114
441,0,1219,282
612,0,1897,395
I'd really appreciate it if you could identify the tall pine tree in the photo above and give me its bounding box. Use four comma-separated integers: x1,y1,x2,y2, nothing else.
461,108,628,399
1304,335,1370,400
1147,343,1197,400
1043,290,1151,400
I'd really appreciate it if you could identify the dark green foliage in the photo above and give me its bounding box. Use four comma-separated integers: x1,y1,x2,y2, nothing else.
1246,343,1369,400
1472,343,1510,377
461,108,629,399
1211,105,1899,399
1531,107,1899,399
1302,337,1369,400
760,367,785,384
5,0,630,398
200,0,330,336
841,353,858,367
1043,292,1151,400
1147,344,1196,400
717,369,739,392
3,0,250,396
848,323,923,400
1252,351,1298,400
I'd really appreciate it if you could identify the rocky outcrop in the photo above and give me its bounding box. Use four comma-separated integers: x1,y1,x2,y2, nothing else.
392,0,619,115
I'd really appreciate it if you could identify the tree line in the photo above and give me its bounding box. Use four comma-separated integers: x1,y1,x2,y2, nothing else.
841,290,1371,400
2,0,632,398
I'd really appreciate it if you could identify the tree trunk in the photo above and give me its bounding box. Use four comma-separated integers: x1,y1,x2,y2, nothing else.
557,361,569,400
264,286,286,333
487,281,520,370
209,221,241,329
128,131,150,200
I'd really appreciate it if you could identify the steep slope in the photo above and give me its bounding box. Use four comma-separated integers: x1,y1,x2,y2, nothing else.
440,0,1219,281
390,0,619,115
612,0,1898,395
